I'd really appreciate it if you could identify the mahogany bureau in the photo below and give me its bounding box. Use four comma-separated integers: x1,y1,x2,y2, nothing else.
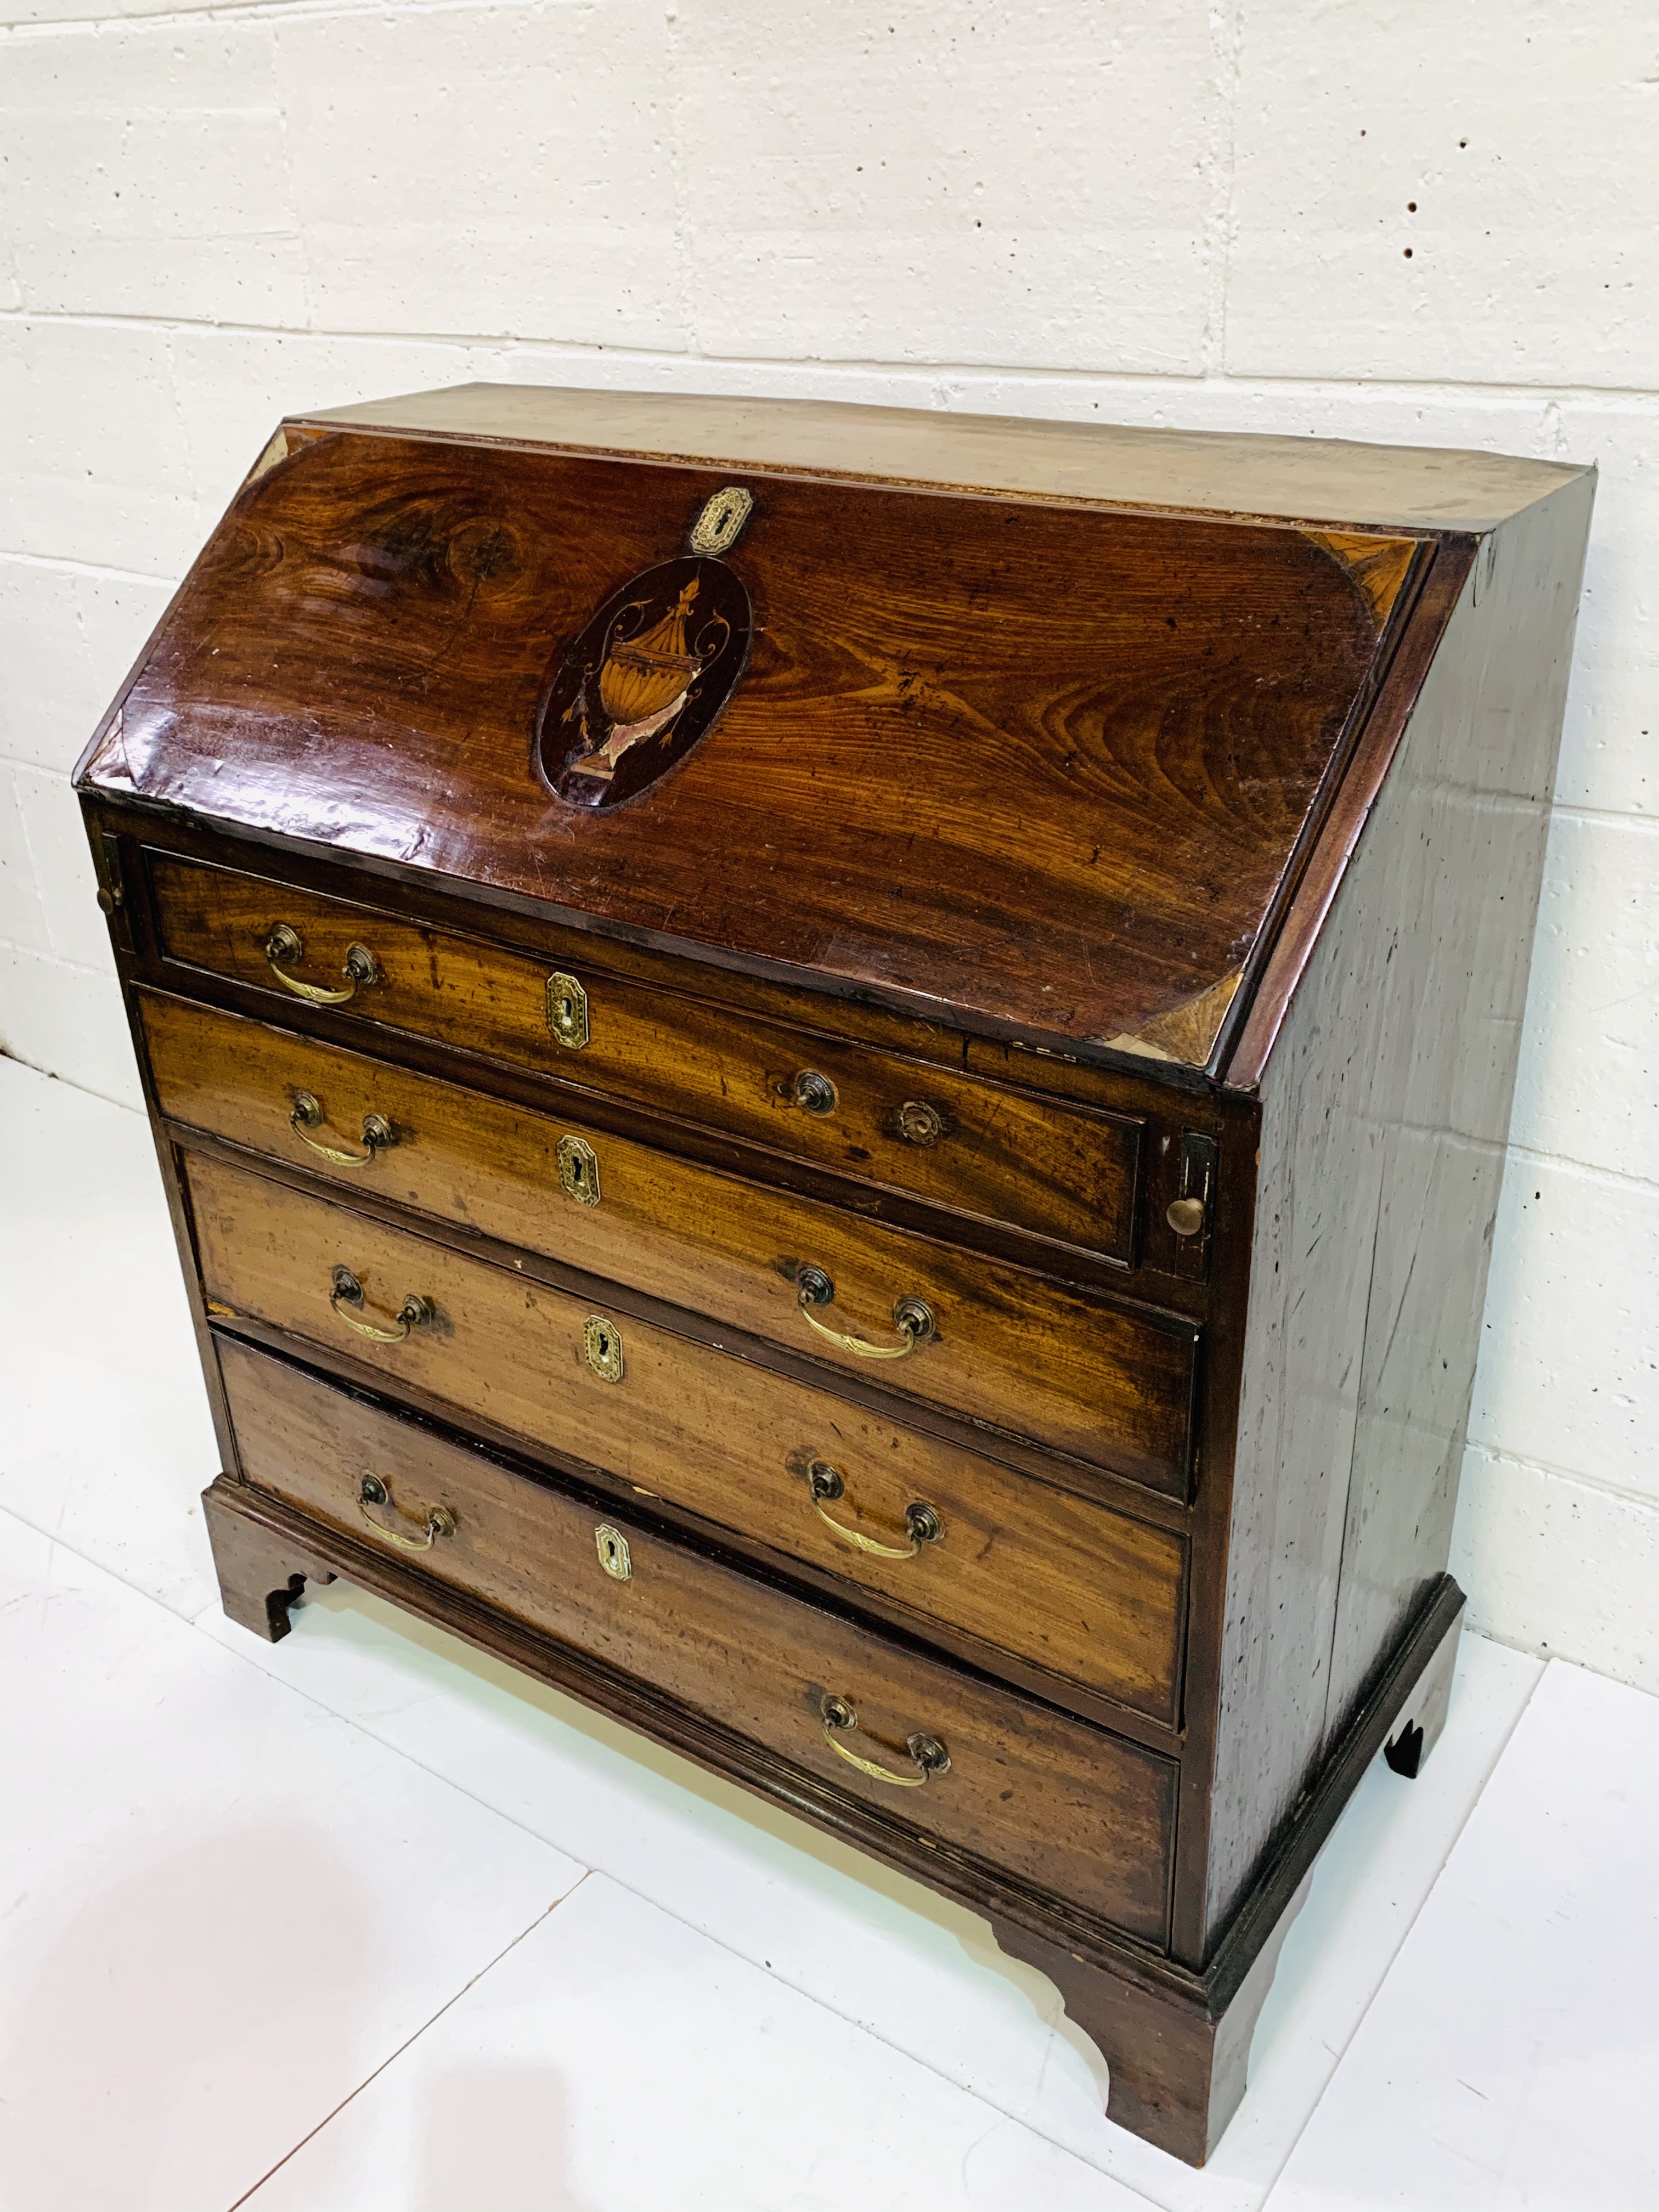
75,387,1593,2163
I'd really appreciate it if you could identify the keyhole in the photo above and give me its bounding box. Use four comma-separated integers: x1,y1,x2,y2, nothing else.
583,1312,625,1381
595,1523,632,1581
546,972,589,1049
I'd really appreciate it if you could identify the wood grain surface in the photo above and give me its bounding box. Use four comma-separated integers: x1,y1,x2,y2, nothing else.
68,385,1599,2171
1204,473,1595,1943
188,1151,1188,1720
88,427,1411,1057
143,992,1198,1493
294,385,1581,532
217,1333,1178,1942
149,851,1145,1262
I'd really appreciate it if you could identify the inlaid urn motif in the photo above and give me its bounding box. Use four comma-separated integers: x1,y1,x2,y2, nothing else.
536,489,755,810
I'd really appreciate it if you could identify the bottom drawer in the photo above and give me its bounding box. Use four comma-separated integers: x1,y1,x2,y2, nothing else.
218,1333,1177,1945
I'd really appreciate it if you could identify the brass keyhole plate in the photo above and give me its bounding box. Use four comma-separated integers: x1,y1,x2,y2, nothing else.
583,1313,625,1383
547,971,590,1050
557,1132,601,1206
595,1523,633,1581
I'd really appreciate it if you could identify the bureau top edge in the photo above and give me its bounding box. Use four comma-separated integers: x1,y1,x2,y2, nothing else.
294,384,1590,534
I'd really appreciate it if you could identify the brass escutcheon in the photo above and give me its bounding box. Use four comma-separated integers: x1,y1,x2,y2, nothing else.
583,1313,625,1383
547,972,590,1050
595,1523,633,1582
556,1132,601,1206
688,484,754,555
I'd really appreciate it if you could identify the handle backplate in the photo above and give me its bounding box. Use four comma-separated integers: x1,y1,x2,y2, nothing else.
265,924,379,1004
805,1460,941,1559
795,1267,934,1362
330,1267,433,1342
291,1091,395,1167
820,1695,950,1786
358,1472,456,1551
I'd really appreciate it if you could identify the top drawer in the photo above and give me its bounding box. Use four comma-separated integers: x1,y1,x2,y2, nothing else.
148,853,1144,1264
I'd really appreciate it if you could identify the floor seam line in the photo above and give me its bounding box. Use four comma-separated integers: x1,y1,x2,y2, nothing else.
0,1497,593,1870
184,1599,599,1863
222,1874,592,2211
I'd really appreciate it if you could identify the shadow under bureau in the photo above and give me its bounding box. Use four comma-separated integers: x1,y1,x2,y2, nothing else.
75,386,1593,2163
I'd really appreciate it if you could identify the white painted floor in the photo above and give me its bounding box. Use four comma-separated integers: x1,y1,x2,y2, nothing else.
1,1051,1650,2211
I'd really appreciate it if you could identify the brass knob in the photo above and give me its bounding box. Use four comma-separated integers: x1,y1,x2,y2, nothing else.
791,1069,838,1115
1167,1196,1206,1237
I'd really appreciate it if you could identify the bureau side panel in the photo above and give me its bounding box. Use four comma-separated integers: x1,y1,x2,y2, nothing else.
1319,477,1594,1743
1203,475,1594,1943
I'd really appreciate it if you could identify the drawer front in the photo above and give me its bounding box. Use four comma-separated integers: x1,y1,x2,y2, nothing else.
149,853,1143,1263
187,1152,1187,1723
217,1333,1177,1942
145,994,1197,1497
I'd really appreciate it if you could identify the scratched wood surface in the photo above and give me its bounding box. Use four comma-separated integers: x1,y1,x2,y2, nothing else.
218,1331,1179,1942
300,385,1583,531
1204,472,1596,1944
188,1150,1189,1720
142,991,1198,1494
82,420,1417,1059
146,851,1147,1262
69,387,1598,2169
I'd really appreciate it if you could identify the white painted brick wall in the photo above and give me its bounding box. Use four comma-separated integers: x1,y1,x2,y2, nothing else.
2,2,1653,1687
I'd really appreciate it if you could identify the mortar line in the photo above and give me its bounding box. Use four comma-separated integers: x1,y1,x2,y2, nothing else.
4,307,1659,407
1463,1440,1659,1516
